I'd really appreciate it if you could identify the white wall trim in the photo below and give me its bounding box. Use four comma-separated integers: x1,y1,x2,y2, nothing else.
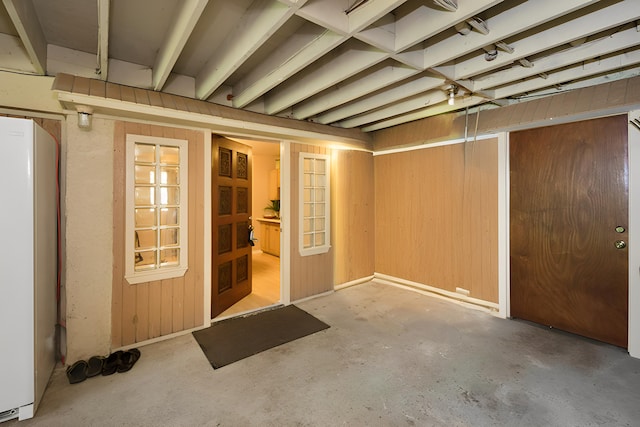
497,132,509,319
281,141,291,306
374,273,500,315
628,110,640,358
292,289,334,305
114,324,209,352
203,130,212,326
373,133,497,156
334,275,375,291
212,303,284,323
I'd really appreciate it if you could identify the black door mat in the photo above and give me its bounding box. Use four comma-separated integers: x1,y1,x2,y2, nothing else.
193,305,330,369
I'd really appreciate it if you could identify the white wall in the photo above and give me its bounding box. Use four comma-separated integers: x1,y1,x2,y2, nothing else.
64,114,114,362
0,72,61,113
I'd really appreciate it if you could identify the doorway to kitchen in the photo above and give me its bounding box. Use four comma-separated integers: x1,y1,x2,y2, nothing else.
215,137,282,319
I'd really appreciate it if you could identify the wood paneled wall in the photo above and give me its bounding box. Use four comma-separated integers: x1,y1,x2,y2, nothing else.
374,139,499,303
289,143,334,301
112,122,205,347
332,149,375,284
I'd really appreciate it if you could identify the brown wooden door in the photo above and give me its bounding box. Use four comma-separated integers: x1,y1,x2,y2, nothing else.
510,115,628,348
212,135,252,317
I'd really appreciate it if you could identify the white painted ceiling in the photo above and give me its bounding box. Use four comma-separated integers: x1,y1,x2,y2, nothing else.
1,0,639,132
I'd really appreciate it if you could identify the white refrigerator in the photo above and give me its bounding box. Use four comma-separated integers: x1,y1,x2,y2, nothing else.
0,117,57,422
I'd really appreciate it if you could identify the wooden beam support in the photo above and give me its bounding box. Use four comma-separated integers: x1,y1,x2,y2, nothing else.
97,0,110,80
153,0,208,91
2,0,47,74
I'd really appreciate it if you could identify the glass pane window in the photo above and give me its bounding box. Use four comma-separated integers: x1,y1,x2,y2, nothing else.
299,152,331,256
126,134,188,284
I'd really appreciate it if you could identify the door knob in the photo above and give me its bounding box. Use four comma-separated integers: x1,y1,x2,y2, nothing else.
614,240,626,249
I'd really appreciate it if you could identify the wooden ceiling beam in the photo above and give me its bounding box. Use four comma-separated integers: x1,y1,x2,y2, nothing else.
97,0,110,80
195,0,301,100
152,0,208,91
2,0,47,74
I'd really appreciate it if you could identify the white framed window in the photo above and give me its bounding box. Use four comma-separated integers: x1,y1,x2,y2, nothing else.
299,152,330,256
125,134,188,284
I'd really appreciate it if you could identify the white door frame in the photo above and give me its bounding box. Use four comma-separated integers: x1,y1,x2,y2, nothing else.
280,141,291,306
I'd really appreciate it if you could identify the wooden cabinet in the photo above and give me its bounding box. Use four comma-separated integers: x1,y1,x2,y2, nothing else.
269,168,280,200
259,220,280,257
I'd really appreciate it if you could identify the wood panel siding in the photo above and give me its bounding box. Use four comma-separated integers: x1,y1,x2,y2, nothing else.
112,122,205,348
374,139,499,303
332,149,375,284
289,143,334,301
373,75,640,151
52,73,371,149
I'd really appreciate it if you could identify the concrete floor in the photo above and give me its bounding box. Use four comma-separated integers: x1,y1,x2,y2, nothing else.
6,280,640,426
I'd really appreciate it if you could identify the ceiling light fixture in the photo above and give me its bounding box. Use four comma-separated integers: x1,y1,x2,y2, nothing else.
76,105,93,130
484,49,498,61
433,0,457,12
447,85,458,106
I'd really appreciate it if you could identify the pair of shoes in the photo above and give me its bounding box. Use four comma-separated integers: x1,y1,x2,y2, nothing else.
101,349,141,375
66,354,107,384
66,360,88,384
119,348,141,373
87,355,105,377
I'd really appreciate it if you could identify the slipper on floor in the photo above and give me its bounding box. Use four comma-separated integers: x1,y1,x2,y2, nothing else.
66,360,88,384
101,351,123,376
117,348,141,373
86,355,105,377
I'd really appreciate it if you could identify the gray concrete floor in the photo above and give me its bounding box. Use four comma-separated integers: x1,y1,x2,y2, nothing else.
6,281,640,426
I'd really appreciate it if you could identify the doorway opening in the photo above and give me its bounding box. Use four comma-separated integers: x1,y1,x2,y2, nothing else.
213,137,282,320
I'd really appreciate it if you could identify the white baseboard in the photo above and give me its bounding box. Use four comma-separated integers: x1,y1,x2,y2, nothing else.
373,273,500,316
292,289,334,305
334,275,375,291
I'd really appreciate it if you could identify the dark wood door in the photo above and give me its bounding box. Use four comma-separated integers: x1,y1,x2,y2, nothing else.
212,135,252,317
510,115,628,348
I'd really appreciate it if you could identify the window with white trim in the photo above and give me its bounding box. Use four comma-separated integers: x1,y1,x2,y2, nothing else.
299,152,330,256
125,134,188,284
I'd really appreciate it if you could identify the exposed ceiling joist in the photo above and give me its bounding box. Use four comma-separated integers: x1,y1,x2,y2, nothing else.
265,41,387,115
292,62,419,120
2,0,46,74
455,0,640,80
474,25,640,92
153,0,208,91
195,0,298,100
97,0,109,80
490,48,640,100
232,27,344,108
425,0,599,70
362,95,488,132
0,0,638,133
316,74,445,124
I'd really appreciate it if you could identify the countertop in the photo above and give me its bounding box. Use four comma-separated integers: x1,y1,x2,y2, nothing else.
256,217,280,224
